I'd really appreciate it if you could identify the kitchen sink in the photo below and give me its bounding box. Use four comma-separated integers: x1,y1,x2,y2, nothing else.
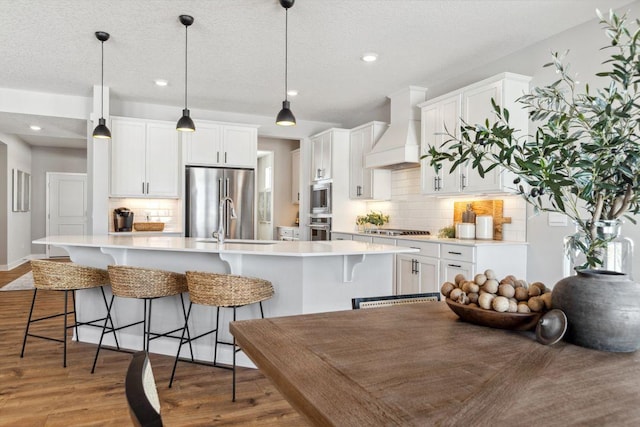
196,238,277,245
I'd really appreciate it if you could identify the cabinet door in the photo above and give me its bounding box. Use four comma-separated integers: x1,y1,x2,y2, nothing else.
185,122,222,165
145,122,179,197
417,257,440,294
349,129,365,198
397,254,420,294
421,96,461,195
311,136,323,180
440,260,475,285
110,118,146,197
291,149,300,204
320,133,332,180
223,125,257,167
462,81,503,192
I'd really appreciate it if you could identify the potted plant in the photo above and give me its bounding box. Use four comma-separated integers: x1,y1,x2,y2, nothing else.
356,211,390,231
422,10,640,352
423,9,639,273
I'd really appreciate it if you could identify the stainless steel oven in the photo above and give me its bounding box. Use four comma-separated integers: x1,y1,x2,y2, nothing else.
310,182,331,214
309,216,331,241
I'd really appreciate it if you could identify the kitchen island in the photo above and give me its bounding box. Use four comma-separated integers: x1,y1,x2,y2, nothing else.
33,235,416,366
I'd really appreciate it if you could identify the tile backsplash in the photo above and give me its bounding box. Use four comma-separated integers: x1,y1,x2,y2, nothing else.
108,198,182,232
365,168,527,241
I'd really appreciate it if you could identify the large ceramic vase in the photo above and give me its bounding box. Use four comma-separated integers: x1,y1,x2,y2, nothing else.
552,269,640,352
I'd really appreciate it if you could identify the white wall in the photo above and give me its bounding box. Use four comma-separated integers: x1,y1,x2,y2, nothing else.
0,142,7,265
30,146,87,254
258,137,301,230
391,2,640,286
0,132,32,269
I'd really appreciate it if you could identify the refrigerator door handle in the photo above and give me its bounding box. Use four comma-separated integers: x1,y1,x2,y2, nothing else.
225,177,231,238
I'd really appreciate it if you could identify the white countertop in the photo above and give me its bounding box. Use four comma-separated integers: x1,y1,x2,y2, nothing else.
33,235,418,257
333,230,528,246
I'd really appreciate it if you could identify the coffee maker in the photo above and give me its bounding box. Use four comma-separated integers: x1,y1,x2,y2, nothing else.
113,207,134,232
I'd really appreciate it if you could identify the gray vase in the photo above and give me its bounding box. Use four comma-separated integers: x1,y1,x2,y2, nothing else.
552,269,640,352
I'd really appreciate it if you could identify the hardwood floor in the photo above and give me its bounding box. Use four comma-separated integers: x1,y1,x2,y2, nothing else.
0,262,305,426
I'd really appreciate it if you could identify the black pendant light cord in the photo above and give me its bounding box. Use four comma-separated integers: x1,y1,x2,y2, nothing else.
284,7,289,101
100,38,105,118
184,23,188,109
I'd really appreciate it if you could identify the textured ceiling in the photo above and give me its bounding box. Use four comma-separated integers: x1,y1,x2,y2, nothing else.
0,0,635,147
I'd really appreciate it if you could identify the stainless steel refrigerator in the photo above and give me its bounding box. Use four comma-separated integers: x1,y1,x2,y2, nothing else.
185,166,255,239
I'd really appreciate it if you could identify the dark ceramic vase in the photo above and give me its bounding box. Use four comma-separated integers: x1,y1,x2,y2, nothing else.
552,269,640,352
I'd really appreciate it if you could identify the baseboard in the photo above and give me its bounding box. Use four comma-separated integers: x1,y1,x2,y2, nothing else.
0,254,46,271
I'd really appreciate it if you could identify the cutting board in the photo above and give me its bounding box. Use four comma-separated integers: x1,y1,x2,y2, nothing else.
453,200,511,240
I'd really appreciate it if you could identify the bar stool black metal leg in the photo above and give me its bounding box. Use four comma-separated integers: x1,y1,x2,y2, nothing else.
232,306,237,402
20,289,38,358
213,307,221,365
99,287,120,350
169,301,193,388
72,289,79,341
179,293,195,362
259,301,265,319
92,294,115,374
63,290,69,368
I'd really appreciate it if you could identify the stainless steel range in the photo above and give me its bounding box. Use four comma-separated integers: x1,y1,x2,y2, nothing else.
362,229,431,237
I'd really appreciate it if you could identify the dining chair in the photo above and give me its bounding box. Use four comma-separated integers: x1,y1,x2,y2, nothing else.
352,292,441,309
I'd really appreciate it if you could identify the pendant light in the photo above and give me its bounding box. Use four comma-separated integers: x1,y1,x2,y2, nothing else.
93,31,111,139
276,0,296,126
177,15,196,132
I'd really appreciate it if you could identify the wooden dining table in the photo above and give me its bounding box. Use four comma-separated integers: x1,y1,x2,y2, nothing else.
230,301,640,426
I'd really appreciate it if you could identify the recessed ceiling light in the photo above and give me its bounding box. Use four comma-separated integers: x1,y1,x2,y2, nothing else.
361,53,378,62
287,89,299,97
154,79,169,87
29,125,42,131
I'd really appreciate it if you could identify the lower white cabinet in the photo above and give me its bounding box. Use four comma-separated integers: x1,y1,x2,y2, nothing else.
396,254,440,295
439,242,527,284
331,232,353,241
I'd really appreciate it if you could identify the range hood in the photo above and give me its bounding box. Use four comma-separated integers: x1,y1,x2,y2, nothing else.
365,86,428,170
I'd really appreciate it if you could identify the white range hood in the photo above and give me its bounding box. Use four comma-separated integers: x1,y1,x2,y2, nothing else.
365,86,428,170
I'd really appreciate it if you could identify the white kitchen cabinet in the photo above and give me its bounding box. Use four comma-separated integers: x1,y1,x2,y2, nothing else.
419,73,531,195
277,226,300,241
420,94,461,195
310,131,332,181
349,121,391,200
110,117,179,198
395,239,440,295
291,149,300,204
184,121,257,168
396,254,440,295
439,242,527,284
331,232,353,241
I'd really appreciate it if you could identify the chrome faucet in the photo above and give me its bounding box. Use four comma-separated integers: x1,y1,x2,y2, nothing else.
213,196,237,244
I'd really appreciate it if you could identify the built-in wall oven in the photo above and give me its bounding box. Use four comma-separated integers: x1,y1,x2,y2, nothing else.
310,182,331,214
309,216,332,241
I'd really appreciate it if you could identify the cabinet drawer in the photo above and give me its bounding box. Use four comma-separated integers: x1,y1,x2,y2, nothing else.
353,235,373,243
372,237,396,245
279,228,294,238
397,240,439,257
441,244,475,262
331,232,352,241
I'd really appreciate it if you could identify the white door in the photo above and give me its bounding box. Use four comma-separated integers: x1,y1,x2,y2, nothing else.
46,172,88,257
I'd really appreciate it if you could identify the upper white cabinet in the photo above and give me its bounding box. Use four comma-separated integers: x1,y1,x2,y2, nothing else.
420,94,462,195
419,73,531,195
184,121,258,168
310,131,332,181
110,117,179,198
349,121,391,200
291,148,300,204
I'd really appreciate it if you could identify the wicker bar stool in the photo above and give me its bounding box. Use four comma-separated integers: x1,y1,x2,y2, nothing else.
21,259,117,368
169,271,274,401
91,265,194,373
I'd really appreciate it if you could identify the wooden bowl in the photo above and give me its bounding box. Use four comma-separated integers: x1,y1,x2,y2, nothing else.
445,298,542,331
133,222,165,232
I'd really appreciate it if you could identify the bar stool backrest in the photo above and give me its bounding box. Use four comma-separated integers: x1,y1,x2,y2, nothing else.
31,260,109,290
185,271,274,307
108,265,187,299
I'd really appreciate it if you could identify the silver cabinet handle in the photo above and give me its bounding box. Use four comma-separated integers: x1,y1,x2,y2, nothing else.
225,152,228,163
434,176,438,191
461,173,467,190
448,263,462,268
146,182,149,194
448,251,462,255
437,176,442,191
142,182,145,194
217,152,220,163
